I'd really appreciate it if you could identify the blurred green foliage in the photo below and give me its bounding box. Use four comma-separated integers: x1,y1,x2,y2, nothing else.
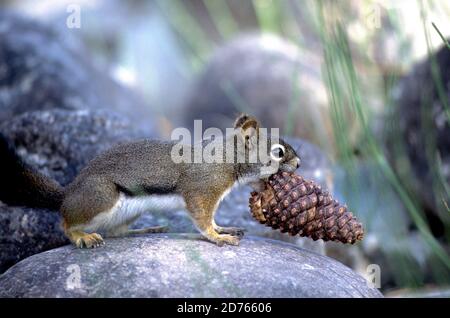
155,0,450,291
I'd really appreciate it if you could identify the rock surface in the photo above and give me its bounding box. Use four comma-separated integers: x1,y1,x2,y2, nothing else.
0,234,382,298
0,109,142,186
182,34,332,150
0,203,68,273
0,11,158,136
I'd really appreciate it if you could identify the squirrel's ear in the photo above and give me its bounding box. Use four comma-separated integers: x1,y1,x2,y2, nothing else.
234,114,260,130
234,113,249,129
234,114,260,142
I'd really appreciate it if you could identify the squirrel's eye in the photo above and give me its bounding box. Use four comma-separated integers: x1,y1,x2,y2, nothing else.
270,144,285,161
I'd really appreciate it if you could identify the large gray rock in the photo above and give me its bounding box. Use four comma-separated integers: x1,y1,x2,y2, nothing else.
0,234,382,298
0,11,158,136
0,203,68,273
0,109,141,186
182,34,332,150
387,42,450,233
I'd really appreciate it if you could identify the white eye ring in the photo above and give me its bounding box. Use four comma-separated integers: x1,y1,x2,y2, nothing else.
270,144,285,161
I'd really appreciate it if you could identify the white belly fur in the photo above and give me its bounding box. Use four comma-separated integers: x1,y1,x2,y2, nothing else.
83,193,185,233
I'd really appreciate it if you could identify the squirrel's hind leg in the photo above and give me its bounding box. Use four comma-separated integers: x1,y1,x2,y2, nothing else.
61,177,120,248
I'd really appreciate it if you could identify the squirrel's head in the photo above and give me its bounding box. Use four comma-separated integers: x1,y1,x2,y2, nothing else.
233,114,300,180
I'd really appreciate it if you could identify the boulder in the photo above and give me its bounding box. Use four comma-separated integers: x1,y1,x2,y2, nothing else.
387,42,450,231
0,203,68,273
181,34,332,151
0,234,383,298
0,109,142,186
0,11,158,136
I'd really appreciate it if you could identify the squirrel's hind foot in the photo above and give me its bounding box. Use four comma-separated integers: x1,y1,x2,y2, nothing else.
67,230,105,249
76,233,104,249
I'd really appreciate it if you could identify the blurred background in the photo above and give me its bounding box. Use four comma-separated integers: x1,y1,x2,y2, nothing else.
0,0,449,296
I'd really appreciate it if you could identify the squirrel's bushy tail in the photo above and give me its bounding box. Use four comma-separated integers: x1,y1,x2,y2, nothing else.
0,133,63,210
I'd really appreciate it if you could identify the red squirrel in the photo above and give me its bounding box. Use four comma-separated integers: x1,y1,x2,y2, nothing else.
0,114,300,248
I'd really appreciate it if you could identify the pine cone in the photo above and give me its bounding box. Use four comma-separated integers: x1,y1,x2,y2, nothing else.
249,171,364,244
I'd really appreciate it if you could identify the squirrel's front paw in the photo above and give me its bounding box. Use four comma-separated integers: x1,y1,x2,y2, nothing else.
215,234,240,247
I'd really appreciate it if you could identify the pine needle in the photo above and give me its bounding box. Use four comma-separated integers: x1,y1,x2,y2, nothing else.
432,22,450,50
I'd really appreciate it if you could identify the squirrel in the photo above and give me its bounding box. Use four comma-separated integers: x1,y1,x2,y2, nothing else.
0,114,300,248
